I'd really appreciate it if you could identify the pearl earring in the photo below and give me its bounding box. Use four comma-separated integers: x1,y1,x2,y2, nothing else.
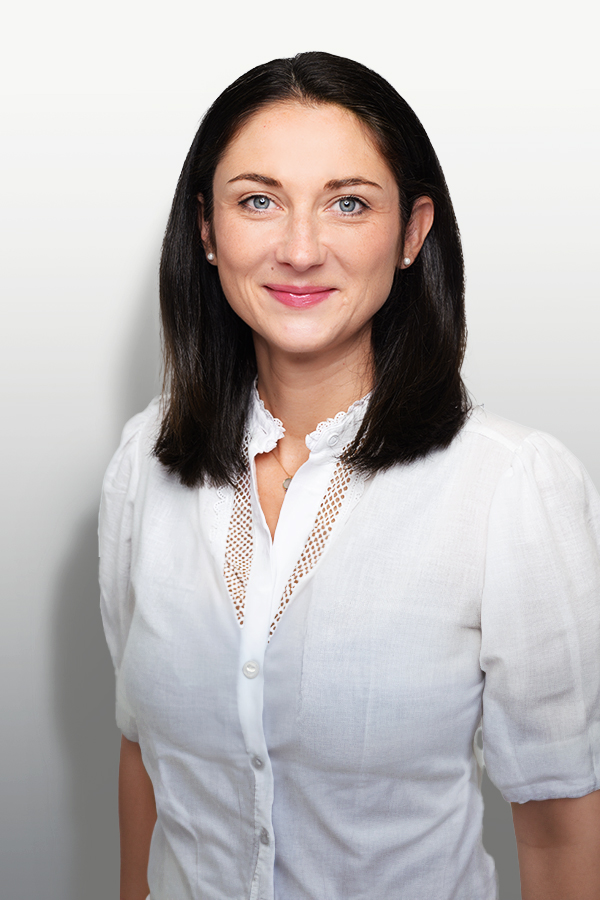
403,257,411,267
206,252,215,261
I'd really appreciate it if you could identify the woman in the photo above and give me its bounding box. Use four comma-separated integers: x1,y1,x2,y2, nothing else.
99,52,600,900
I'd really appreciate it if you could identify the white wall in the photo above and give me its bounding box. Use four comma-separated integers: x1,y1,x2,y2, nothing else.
1,2,598,897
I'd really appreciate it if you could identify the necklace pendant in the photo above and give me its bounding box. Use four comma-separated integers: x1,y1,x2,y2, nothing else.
282,477,292,491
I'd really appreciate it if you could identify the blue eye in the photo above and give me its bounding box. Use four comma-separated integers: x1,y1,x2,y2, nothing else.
246,195,271,210
335,196,366,214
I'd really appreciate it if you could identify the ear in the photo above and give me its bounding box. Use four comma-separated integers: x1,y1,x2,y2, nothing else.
400,196,434,269
197,193,217,264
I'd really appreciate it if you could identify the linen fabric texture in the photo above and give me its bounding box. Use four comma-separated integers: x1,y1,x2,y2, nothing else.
99,390,600,900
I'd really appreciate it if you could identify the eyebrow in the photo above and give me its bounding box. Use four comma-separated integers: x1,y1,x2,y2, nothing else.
324,177,383,191
227,173,281,187
226,173,383,191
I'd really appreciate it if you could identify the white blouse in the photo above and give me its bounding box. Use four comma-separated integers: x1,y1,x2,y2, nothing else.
99,389,600,900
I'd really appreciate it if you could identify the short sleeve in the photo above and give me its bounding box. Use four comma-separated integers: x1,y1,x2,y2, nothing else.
480,430,600,803
99,402,158,741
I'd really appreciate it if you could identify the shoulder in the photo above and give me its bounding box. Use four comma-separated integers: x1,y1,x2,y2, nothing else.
461,405,537,451
461,406,592,482
431,406,600,529
460,408,600,542
102,396,162,495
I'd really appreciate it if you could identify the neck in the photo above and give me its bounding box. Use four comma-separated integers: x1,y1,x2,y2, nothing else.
254,330,373,444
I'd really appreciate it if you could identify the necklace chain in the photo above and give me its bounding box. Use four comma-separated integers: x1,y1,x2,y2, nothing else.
272,445,294,492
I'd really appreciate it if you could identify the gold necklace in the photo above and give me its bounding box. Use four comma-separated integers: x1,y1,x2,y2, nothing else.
271,447,293,491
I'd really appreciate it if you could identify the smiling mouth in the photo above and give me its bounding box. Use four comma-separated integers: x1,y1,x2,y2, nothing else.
264,284,336,308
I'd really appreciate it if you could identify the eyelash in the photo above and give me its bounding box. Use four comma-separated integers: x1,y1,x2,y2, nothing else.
239,194,275,212
238,194,370,216
333,195,369,215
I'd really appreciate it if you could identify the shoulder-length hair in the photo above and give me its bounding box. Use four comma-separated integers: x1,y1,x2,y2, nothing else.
155,51,470,487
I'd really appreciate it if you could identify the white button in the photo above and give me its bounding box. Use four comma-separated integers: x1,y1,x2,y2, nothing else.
327,433,340,447
242,660,260,679
252,756,264,769
260,827,270,846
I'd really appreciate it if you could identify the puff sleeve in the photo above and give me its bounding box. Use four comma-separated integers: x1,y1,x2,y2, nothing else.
480,430,600,803
99,405,155,741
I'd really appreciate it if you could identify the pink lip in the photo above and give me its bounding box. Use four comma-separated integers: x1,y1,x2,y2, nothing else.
264,283,336,308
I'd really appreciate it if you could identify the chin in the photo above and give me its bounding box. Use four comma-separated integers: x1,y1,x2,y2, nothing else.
268,330,342,356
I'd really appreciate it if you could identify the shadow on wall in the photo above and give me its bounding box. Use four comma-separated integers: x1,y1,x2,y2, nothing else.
51,265,522,900
52,512,120,900
52,270,161,900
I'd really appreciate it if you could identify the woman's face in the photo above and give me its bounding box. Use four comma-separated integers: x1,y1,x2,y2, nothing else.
203,101,412,362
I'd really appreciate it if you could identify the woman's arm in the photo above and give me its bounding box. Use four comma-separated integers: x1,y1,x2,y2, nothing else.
511,789,600,900
119,735,157,900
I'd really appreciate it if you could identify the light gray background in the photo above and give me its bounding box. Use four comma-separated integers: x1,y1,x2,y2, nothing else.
1,1,598,898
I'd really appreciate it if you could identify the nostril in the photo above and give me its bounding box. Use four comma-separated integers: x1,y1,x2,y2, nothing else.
276,230,325,270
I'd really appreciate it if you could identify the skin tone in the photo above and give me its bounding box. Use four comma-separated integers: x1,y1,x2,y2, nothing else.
201,100,433,539
119,735,156,900
511,792,600,900
119,99,600,899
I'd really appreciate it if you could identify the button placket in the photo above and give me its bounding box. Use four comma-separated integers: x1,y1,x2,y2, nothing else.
236,556,275,898
236,387,370,900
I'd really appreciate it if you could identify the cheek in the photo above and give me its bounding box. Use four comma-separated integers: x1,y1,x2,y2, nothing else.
213,221,264,307
215,223,257,273
216,266,254,324
372,223,402,269
214,197,279,254
352,231,400,298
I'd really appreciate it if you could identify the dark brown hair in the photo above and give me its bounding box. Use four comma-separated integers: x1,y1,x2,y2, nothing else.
155,51,470,487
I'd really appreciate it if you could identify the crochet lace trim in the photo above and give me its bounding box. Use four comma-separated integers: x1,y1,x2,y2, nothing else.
223,467,253,627
267,460,353,640
222,462,354,634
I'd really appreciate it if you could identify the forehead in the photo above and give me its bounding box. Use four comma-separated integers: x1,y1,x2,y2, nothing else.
215,101,395,186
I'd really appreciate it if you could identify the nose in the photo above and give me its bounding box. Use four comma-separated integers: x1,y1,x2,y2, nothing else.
275,208,325,271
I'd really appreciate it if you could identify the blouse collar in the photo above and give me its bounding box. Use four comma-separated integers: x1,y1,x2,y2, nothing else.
246,383,370,459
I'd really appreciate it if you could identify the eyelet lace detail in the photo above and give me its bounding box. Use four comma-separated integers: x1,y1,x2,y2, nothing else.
311,394,370,436
223,465,253,627
268,461,353,640
210,484,228,543
255,395,285,432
